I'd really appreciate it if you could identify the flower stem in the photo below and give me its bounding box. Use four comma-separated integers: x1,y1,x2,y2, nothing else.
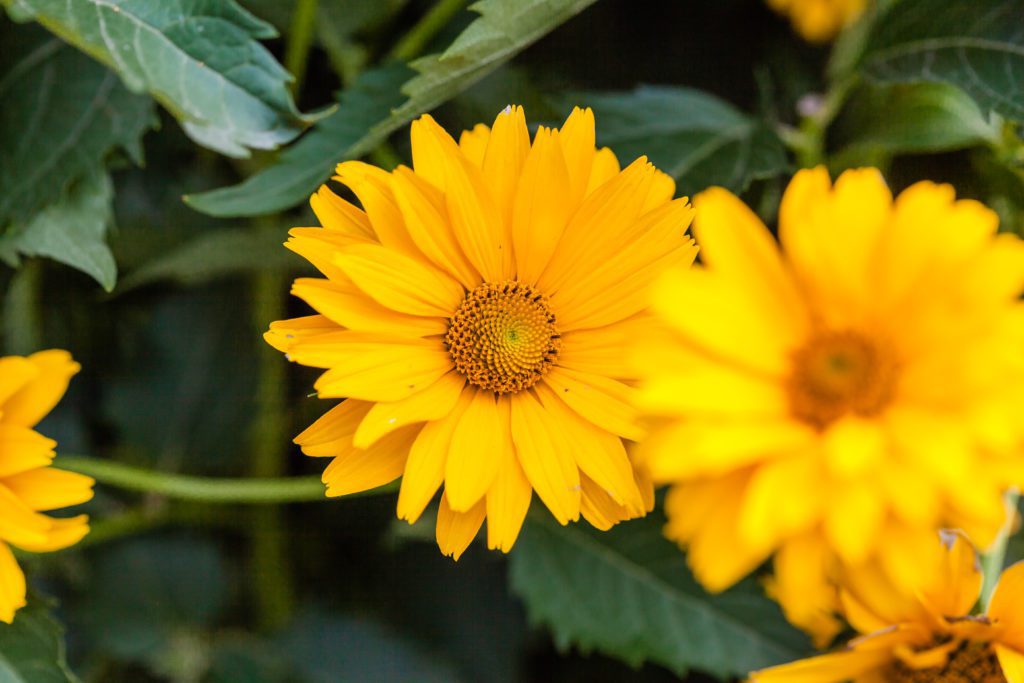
56,455,330,504
284,0,319,95
982,488,1020,610
388,0,469,62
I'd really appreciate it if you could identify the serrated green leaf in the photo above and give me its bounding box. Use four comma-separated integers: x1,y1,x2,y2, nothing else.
115,226,302,294
832,82,1001,170
0,599,77,683
575,85,788,196
0,24,154,227
1,170,117,291
4,0,313,157
509,514,811,678
186,0,600,217
861,0,1024,121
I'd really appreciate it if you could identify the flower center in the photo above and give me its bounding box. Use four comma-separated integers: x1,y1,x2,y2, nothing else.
445,281,561,395
786,330,897,428
886,641,1005,682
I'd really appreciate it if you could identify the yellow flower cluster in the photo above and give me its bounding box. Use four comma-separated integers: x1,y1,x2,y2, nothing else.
0,351,93,622
766,0,868,42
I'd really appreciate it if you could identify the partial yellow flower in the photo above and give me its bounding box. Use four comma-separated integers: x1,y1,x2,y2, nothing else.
635,167,1024,643
268,106,696,559
0,350,94,622
766,0,867,42
751,531,1024,682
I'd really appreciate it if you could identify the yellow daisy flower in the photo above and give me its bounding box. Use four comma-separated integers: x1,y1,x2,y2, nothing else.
751,531,1024,682
268,106,696,559
635,167,1024,642
766,0,867,42
0,350,94,622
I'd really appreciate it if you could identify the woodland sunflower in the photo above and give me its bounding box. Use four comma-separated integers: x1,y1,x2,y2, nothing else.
0,350,94,622
268,106,696,559
635,167,1024,642
766,0,867,42
751,531,1024,683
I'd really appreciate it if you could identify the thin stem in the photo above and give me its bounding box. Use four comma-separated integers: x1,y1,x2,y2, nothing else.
56,455,329,504
786,75,859,168
982,489,1020,610
388,0,469,62
283,0,320,94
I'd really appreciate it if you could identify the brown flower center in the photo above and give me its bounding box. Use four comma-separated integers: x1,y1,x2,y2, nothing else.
786,330,897,428
886,641,1005,682
445,281,561,395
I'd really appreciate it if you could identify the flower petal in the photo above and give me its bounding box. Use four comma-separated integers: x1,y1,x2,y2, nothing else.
436,492,485,561
336,242,464,317
485,400,532,552
989,561,1024,650
482,105,530,229
3,468,94,511
309,185,374,239
542,367,643,442
444,389,503,512
0,542,25,624
353,371,465,449
322,425,419,497
335,160,421,257
1,350,79,428
291,278,446,337
509,391,580,524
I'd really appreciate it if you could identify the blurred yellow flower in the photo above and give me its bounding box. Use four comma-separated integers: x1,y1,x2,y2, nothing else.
268,106,696,559
635,167,1024,643
766,0,867,42
751,531,1024,682
0,350,94,622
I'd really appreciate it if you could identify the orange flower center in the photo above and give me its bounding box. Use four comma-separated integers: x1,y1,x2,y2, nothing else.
787,330,897,428
886,640,1005,682
445,281,561,395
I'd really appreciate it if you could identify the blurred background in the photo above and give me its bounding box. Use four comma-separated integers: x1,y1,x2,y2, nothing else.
3,0,1022,680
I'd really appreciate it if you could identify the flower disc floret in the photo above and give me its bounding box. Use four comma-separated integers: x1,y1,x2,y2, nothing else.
446,281,561,395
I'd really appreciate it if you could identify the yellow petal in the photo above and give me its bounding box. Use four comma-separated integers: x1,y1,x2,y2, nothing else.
539,158,655,294
285,227,363,281
509,391,580,524
291,278,446,337
3,468,94,511
693,186,808,337
336,242,464,317
482,105,530,229
769,533,843,646
295,399,372,456
334,160,420,257
12,515,89,552
989,561,1024,651
749,648,892,683
353,371,465,449
390,166,480,288
309,185,374,239
396,391,473,523
412,113,457,189
0,425,56,478
485,400,532,552
535,383,642,510
0,542,25,624
738,452,824,555
997,645,1024,683
1,350,79,428
458,123,490,167
0,357,37,407
436,492,485,561
311,339,452,403
511,127,573,285
0,483,52,547
558,315,655,379
265,315,338,355
557,106,596,206
584,147,620,196
322,425,419,496
823,481,886,564
542,367,643,441
444,389,503,512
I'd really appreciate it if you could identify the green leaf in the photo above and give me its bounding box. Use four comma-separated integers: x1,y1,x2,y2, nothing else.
861,0,1024,121
832,82,1000,169
0,25,155,226
0,599,77,683
1,170,117,291
509,514,811,678
576,85,788,196
4,0,312,157
116,226,303,294
186,0,600,217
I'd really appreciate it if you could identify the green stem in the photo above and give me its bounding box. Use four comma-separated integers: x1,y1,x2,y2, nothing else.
3,259,43,355
786,75,859,168
388,0,469,62
57,455,328,503
283,0,319,94
982,489,1020,610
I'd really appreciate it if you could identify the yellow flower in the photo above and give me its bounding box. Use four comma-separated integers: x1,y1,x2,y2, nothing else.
751,531,1024,682
635,167,1024,642
268,106,696,559
766,0,867,42
0,350,94,622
